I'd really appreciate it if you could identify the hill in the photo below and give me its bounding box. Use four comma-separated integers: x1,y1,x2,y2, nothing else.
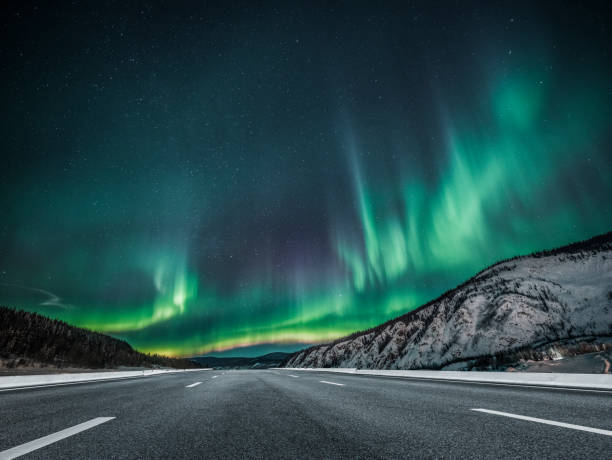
0,306,199,370
283,231,612,372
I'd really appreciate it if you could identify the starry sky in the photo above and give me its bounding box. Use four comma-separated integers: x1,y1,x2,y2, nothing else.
1,1,611,357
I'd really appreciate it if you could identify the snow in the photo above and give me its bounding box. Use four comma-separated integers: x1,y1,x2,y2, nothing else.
275,368,612,390
0,368,211,390
285,238,612,370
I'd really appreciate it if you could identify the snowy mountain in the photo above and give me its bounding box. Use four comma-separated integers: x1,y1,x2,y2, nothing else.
284,232,612,370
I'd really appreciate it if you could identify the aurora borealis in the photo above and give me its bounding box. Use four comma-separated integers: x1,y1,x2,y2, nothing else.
1,2,611,357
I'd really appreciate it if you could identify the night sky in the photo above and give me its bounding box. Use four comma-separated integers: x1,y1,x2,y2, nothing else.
1,2,611,357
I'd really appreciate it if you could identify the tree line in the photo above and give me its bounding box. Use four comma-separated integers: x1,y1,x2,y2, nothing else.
0,306,199,369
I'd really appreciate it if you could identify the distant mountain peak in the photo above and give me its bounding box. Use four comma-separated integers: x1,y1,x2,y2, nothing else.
191,352,291,369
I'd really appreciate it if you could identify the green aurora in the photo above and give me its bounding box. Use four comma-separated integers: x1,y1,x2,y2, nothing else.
1,3,611,356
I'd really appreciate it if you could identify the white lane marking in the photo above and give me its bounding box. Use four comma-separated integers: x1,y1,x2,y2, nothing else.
0,417,115,459
319,380,345,386
288,375,299,378
185,382,202,388
0,369,213,393
212,375,218,379
471,409,612,437
0,376,147,393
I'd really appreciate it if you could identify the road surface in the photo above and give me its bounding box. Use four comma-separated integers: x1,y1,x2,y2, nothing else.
1,369,611,459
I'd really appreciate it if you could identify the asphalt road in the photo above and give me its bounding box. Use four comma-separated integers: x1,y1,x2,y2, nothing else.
1,369,611,459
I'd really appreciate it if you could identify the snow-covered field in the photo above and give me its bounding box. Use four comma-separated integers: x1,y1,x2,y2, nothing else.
285,233,612,370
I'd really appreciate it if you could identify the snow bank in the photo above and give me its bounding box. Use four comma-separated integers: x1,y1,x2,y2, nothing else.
0,368,211,390
275,368,612,390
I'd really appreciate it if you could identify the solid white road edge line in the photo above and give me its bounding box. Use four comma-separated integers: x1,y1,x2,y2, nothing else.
275,369,612,394
0,369,213,393
397,376,612,394
471,409,612,436
185,382,202,388
288,375,299,378
0,417,115,459
0,377,141,393
319,380,345,386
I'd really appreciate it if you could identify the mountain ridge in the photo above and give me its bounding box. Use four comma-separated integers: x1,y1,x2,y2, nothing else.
283,231,612,370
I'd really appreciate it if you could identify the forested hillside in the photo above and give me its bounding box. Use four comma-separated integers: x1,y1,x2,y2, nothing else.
0,306,199,370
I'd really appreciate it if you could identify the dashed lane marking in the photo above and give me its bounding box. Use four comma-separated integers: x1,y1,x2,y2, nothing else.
0,417,115,459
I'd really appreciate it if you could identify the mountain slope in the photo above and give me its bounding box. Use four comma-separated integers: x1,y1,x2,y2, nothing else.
283,232,612,370
0,306,200,370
